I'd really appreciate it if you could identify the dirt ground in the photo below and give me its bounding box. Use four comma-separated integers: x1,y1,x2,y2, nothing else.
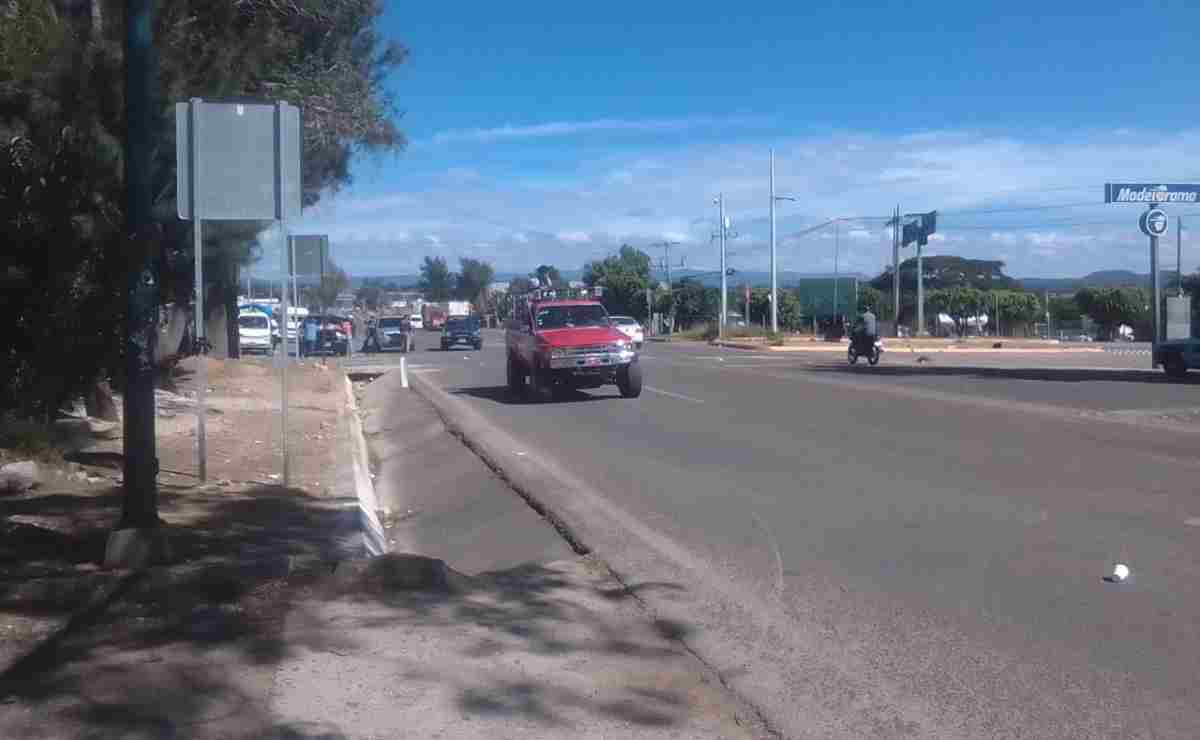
0,355,350,682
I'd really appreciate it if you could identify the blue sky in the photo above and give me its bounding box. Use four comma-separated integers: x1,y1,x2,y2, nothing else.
279,0,1200,280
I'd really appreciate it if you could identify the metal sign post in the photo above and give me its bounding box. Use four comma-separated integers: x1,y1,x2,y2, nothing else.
1104,184,1199,363
1140,206,1169,350
177,98,301,485
187,98,208,481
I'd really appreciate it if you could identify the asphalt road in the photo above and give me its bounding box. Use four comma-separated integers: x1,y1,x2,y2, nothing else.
359,329,1200,738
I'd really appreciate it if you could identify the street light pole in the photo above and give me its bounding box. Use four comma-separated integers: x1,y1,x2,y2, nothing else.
833,220,840,332
770,151,777,334
718,195,727,342
769,148,796,335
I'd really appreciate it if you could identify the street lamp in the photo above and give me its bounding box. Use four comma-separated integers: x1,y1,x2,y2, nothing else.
769,148,796,334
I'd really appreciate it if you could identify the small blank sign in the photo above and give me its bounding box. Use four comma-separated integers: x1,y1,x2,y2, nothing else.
176,100,301,221
289,234,328,277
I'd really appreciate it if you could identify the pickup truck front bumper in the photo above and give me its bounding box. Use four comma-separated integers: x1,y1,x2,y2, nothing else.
548,348,635,370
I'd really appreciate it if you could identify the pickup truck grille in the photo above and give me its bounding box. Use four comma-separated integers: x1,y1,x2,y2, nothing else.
562,344,610,356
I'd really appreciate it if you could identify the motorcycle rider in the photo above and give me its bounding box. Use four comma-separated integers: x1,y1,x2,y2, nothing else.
851,307,877,354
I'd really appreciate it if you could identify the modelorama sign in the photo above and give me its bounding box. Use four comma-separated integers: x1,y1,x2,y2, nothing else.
1104,183,1200,204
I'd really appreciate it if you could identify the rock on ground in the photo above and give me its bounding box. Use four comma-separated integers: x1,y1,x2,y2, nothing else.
0,460,40,493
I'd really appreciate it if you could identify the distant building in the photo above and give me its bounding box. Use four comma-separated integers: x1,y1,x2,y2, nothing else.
334,292,356,311
488,282,510,294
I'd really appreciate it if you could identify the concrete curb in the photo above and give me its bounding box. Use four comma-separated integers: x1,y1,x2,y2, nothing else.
343,374,388,557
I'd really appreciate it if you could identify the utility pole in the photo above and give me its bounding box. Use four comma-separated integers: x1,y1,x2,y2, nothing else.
892,205,900,336
714,195,728,341
916,236,924,336
110,0,165,563
654,241,682,336
833,220,840,332
770,148,796,334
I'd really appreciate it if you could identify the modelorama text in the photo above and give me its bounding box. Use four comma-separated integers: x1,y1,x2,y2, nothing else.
1112,187,1199,204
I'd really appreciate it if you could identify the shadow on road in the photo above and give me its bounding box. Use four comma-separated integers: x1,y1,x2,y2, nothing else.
451,385,617,406
808,363,1200,385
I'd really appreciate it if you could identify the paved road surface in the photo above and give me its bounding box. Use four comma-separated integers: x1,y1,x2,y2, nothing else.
359,330,1200,738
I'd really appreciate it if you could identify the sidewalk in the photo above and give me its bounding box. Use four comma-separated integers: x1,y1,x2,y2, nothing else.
0,364,767,738
264,370,764,738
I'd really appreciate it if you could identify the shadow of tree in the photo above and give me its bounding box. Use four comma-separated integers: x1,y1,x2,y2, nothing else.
0,484,358,738
0,489,716,738
271,557,717,734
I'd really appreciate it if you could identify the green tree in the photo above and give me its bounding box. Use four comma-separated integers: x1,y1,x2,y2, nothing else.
509,276,535,296
672,279,719,330
419,256,455,301
533,265,562,288
991,290,1041,337
582,245,653,320
0,0,408,412
778,290,804,331
315,263,350,312
927,286,985,336
456,257,495,307
856,286,886,317
1047,295,1081,323
1075,287,1145,340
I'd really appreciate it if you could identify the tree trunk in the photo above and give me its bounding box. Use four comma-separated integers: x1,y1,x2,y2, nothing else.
225,261,240,360
85,376,119,421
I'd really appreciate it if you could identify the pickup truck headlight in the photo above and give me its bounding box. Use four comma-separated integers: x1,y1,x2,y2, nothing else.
607,341,629,352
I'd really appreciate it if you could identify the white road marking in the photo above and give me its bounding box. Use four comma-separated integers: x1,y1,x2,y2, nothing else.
644,386,705,404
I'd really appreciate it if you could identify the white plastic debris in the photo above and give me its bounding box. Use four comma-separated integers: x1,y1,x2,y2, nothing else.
1111,563,1130,582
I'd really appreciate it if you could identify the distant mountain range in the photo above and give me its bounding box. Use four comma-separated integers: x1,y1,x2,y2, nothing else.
1017,270,1178,292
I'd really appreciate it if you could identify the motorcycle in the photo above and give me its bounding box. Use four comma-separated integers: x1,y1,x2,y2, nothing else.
847,333,883,366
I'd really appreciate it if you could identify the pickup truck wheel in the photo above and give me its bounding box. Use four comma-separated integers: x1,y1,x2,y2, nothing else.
617,361,642,398
1164,353,1188,378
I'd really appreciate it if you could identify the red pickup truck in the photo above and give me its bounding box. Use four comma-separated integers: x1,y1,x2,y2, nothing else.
505,287,642,400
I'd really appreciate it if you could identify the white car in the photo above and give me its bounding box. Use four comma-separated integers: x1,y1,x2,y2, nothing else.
609,315,644,348
409,314,424,330
238,311,273,353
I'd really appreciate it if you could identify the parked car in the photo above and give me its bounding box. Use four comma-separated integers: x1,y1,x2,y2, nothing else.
441,316,483,351
367,315,414,353
238,310,273,354
409,313,425,331
609,315,645,349
302,315,350,356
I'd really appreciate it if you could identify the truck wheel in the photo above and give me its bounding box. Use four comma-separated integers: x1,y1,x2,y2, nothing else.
617,361,642,398
1164,353,1188,379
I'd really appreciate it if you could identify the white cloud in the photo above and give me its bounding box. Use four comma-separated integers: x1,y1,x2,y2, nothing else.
556,230,592,244
292,126,1200,279
427,116,764,145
